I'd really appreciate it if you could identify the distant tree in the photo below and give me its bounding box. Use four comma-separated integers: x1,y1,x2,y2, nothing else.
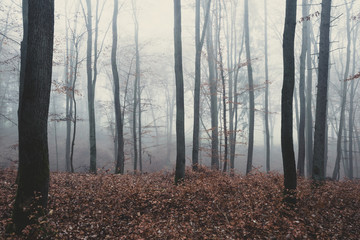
332,0,350,180
131,0,143,173
348,19,359,180
264,0,270,173
81,0,107,173
313,0,332,181
174,0,186,184
244,0,255,175
205,0,219,170
281,0,297,202
112,0,125,174
192,0,211,171
306,18,313,178
11,0,54,232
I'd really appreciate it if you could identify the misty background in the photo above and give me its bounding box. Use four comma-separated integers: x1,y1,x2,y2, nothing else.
0,0,359,176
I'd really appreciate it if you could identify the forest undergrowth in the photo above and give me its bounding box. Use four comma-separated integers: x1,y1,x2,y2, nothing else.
1,167,360,239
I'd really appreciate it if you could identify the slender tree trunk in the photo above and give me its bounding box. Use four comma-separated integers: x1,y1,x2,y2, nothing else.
112,0,125,174
192,0,211,170
347,19,358,180
166,91,175,166
69,2,80,173
70,63,78,173
297,0,308,177
132,0,142,173
70,40,80,173
264,0,270,173
306,21,313,178
12,0,54,232
52,95,59,172
219,44,228,173
332,1,351,180
313,0,332,181
84,0,97,173
244,0,254,175
281,0,297,200
205,5,219,170
132,61,138,171
65,2,71,172
174,0,186,184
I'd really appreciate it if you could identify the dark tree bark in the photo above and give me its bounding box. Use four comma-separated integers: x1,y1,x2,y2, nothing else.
281,0,297,200
174,0,186,184
112,0,125,174
313,0,332,181
297,0,309,177
192,0,211,170
12,0,54,232
244,0,254,175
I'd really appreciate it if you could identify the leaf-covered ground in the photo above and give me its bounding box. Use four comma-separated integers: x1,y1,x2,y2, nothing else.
1,168,360,239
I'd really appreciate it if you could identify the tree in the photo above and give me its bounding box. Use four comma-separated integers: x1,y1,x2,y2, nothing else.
82,0,107,173
83,0,97,173
264,0,270,173
11,0,54,232
244,0,255,175
332,0,350,180
192,0,211,170
313,0,332,181
306,18,313,178
281,0,297,201
174,0,186,184
297,0,309,177
131,0,142,173
112,0,125,174
348,20,359,180
205,1,219,170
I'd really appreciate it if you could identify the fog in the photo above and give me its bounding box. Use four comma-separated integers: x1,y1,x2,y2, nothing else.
0,0,359,177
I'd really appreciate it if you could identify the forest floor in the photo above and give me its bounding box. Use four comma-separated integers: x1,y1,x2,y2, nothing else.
1,167,360,239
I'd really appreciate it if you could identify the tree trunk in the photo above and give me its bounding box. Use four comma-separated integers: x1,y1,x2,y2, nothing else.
297,0,308,177
306,20,313,178
332,1,351,180
281,0,297,201
133,0,142,173
347,11,358,180
12,0,54,232
64,2,71,172
244,0,254,175
205,3,219,170
112,0,125,174
52,95,59,172
70,59,78,173
313,0,332,181
219,44,228,173
192,0,211,170
174,0,186,184
264,0,270,173
85,0,97,173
